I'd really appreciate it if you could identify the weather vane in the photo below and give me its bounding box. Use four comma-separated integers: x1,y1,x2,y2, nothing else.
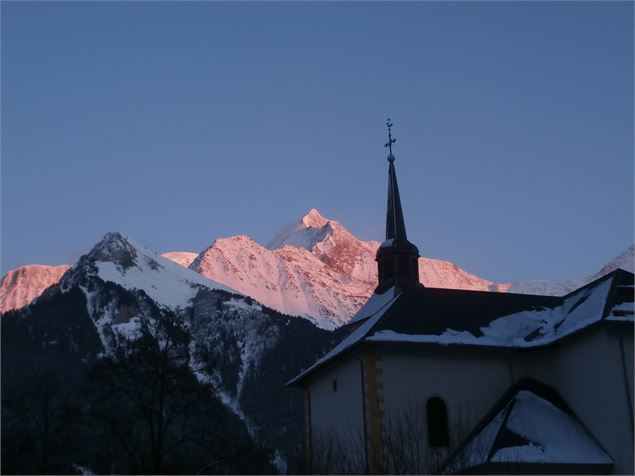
384,118,396,156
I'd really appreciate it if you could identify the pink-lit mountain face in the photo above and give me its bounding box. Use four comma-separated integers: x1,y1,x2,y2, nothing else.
0,264,70,313
161,252,198,268
190,209,507,328
1,209,633,328
187,212,634,328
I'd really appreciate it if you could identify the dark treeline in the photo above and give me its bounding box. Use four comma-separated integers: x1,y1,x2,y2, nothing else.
1,290,274,475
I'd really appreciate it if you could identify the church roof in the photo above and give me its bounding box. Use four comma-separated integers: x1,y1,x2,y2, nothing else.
287,268,633,386
366,268,633,348
348,285,399,325
443,380,613,474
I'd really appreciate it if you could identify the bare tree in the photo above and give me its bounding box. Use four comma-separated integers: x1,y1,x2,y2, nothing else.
309,401,480,475
2,370,81,474
83,312,270,474
380,401,475,474
311,425,366,475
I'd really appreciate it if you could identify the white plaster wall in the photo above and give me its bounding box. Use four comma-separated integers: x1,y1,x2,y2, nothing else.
378,345,511,447
306,355,366,464
512,328,634,474
303,325,633,473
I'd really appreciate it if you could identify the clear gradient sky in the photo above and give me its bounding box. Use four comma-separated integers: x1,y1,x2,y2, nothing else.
2,1,633,283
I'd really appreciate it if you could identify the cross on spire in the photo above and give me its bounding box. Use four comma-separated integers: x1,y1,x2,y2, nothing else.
384,118,397,157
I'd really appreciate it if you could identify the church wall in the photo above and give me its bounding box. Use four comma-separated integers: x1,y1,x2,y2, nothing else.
621,332,633,415
377,344,511,455
511,326,634,475
305,355,366,472
300,325,633,474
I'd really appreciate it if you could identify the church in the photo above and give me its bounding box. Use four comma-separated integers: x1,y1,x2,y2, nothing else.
288,131,634,474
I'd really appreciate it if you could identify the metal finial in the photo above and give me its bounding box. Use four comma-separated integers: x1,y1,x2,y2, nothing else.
384,117,397,158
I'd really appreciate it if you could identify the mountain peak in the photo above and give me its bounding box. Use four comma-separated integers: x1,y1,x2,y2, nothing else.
267,209,334,250
84,231,142,270
97,231,129,246
301,208,329,229
62,231,231,309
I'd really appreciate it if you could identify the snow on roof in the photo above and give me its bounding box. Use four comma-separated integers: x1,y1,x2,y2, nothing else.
347,286,399,325
492,391,612,464
287,289,402,385
366,273,619,348
607,282,634,321
289,270,633,385
447,389,612,473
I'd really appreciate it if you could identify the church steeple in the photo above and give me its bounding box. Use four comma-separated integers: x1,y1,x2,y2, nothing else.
375,119,421,294
385,154,408,242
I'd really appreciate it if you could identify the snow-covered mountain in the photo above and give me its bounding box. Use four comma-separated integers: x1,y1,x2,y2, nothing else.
2,231,335,473
0,251,201,314
191,209,504,328
2,210,632,328
506,245,635,295
0,264,70,313
60,232,232,311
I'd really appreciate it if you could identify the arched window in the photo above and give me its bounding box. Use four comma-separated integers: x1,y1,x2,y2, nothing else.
426,397,450,447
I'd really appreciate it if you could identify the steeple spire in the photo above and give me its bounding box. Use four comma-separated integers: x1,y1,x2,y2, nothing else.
375,119,421,293
385,125,407,242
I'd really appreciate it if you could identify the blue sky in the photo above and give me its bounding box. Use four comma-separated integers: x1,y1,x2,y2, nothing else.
2,1,633,283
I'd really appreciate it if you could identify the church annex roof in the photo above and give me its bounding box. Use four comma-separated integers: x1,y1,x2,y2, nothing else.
442,379,613,474
347,285,399,325
287,268,634,386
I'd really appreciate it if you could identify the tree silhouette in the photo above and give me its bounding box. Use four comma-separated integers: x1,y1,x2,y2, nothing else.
1,369,82,474
83,312,272,474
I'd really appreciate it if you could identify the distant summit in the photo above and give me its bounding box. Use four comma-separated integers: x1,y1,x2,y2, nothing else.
191,209,510,327
0,264,70,313
191,210,382,328
267,208,333,250
161,252,198,268
506,245,635,295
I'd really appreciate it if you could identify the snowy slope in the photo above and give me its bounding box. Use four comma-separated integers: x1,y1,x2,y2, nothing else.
0,264,71,313
190,235,373,329
60,232,233,310
1,249,206,313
